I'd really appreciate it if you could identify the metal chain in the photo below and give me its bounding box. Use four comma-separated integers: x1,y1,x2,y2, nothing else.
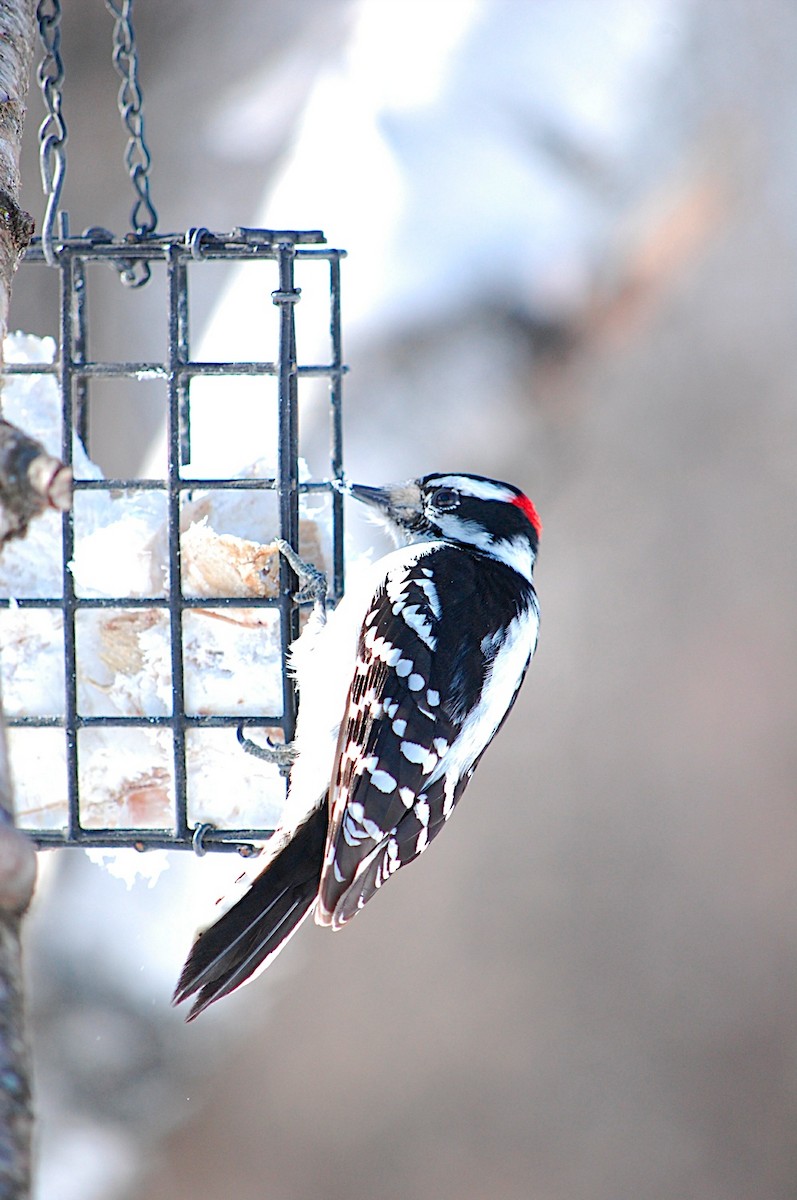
36,0,67,268
106,0,158,238
36,0,158,285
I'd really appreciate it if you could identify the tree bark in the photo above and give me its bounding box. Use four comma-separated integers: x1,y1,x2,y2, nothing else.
0,738,35,1199
0,3,52,1195
0,418,71,547
0,0,71,551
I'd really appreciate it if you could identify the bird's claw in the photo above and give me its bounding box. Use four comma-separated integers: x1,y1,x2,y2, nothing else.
237,726,298,776
273,538,328,615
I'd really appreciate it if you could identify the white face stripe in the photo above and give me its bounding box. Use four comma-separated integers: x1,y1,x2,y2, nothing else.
427,476,517,504
433,516,536,582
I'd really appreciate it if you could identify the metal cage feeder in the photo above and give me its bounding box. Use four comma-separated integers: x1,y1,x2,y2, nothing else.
1,5,346,858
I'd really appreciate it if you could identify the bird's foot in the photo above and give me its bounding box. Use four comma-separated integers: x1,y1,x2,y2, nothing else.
273,538,328,616
237,726,298,775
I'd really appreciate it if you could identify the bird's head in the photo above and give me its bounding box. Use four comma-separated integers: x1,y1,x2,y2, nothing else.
344,472,541,580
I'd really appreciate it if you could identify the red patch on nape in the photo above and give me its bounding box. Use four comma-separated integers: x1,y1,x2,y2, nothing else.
512,493,542,537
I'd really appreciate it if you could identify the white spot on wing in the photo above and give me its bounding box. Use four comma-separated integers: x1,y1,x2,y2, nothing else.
401,603,437,649
401,741,426,763
400,741,438,774
369,768,397,793
414,575,441,618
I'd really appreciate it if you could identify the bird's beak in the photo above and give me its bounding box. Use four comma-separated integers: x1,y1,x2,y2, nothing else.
348,481,422,521
347,483,393,510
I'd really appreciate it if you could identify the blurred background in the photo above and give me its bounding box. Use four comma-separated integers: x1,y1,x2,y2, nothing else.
6,0,797,1197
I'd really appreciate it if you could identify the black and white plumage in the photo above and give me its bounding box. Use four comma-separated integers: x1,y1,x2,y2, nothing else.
174,472,541,1019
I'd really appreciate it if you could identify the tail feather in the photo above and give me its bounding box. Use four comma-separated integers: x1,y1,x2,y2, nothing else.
174,804,328,1020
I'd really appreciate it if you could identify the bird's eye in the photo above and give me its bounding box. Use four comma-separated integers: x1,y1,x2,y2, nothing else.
432,487,459,511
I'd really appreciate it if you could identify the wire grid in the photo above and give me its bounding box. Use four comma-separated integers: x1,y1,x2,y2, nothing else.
2,226,345,855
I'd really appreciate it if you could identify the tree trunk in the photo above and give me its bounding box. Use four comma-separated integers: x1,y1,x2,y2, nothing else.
0,0,71,550
0,3,55,1195
0,736,36,1198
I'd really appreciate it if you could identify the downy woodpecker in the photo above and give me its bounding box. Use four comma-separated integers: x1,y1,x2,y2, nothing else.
174,472,541,1018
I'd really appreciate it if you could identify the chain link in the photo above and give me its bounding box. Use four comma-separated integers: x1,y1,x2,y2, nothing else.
105,0,158,239
36,0,158,284
36,0,67,267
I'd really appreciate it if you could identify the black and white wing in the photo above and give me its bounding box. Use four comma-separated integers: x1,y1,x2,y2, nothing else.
316,545,538,928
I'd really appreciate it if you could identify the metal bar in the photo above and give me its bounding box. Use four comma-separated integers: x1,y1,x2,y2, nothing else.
72,256,90,450
22,233,332,261
329,251,345,602
9,361,267,379
3,360,340,379
0,362,59,373
5,713,283,728
165,243,189,840
274,241,301,744
0,596,286,611
30,829,269,853
232,226,324,245
175,256,191,464
71,476,273,490
63,476,337,492
59,252,81,840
